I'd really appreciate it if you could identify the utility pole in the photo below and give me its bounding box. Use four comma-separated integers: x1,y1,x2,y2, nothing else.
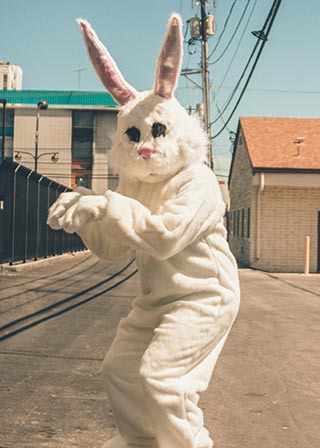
200,0,213,169
183,2,215,169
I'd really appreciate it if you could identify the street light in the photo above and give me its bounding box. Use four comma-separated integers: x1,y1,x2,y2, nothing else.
0,99,7,162
14,100,58,171
14,150,59,166
35,100,48,172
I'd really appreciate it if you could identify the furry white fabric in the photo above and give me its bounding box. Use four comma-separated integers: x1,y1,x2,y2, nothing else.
47,13,240,448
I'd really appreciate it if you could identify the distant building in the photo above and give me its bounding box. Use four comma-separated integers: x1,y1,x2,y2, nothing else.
0,89,119,193
218,179,230,209
0,62,23,90
228,116,320,273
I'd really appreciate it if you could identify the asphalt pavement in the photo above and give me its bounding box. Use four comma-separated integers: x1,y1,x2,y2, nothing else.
0,253,319,448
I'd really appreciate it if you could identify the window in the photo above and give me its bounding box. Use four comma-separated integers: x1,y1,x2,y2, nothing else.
72,111,93,162
228,211,232,236
3,74,8,90
72,111,94,189
0,109,14,160
236,210,240,237
241,209,245,238
233,210,236,236
247,207,251,238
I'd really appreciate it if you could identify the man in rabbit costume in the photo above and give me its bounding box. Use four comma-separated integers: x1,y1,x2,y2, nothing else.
48,14,240,448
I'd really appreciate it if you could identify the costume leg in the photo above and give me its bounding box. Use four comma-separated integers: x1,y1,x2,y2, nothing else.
139,297,238,448
101,306,160,447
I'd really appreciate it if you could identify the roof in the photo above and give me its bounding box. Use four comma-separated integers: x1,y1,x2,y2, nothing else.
0,89,117,107
239,116,320,171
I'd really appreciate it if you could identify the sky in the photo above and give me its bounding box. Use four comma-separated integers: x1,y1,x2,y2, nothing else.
1,0,320,177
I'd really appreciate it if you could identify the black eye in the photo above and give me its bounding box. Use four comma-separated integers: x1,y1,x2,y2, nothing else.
152,122,166,138
125,126,140,142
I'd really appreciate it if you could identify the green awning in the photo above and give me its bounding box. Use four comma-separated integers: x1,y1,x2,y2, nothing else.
0,89,118,107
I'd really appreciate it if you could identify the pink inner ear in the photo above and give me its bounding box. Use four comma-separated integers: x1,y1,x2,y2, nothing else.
154,15,183,99
78,19,137,106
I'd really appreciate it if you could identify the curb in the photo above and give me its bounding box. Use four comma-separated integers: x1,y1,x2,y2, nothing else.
0,250,91,273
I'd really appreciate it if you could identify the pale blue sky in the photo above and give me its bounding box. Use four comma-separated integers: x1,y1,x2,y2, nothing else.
1,0,319,175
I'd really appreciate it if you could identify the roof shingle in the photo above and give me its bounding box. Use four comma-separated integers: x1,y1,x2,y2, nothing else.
240,116,320,170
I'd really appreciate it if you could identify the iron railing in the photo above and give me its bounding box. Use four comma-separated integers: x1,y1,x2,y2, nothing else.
0,160,85,265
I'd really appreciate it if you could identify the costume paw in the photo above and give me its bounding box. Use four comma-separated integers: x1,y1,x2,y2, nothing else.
47,192,108,233
101,434,128,448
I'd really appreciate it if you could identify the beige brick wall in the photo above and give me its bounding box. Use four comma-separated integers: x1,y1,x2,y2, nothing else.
229,131,253,265
250,186,320,273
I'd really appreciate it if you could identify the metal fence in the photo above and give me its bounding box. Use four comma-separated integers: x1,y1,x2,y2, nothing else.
0,160,85,265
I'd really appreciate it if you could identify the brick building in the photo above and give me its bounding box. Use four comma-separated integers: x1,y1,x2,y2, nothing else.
228,117,320,273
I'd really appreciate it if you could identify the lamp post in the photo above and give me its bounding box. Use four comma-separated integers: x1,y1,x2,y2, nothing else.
15,150,59,167
34,100,48,172
15,100,58,171
0,99,7,162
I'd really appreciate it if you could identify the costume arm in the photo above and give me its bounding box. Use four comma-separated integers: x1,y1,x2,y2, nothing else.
47,187,130,260
77,220,130,261
80,165,225,260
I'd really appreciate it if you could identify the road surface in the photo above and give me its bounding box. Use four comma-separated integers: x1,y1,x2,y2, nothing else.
0,253,319,447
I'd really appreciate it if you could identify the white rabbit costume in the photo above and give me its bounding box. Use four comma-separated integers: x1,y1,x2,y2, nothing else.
48,15,240,448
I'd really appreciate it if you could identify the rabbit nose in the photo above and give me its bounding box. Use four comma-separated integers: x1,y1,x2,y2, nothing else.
138,147,155,159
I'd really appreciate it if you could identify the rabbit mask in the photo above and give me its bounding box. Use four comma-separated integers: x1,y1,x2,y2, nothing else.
78,15,208,184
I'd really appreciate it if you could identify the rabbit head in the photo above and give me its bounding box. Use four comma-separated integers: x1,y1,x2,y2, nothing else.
78,15,208,183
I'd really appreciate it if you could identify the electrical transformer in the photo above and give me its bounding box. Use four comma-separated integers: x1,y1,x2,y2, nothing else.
190,16,201,39
205,15,216,36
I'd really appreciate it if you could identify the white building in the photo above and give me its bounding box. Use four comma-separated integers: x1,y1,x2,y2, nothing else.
0,89,119,194
0,62,23,90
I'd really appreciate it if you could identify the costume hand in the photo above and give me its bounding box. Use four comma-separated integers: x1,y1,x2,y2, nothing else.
47,192,108,233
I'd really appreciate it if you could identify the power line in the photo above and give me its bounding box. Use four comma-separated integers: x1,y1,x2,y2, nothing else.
209,0,252,65
208,0,238,58
214,86,320,95
212,0,282,139
211,90,233,135
211,0,281,129
179,84,320,95
212,0,260,99
212,0,281,124
211,0,272,126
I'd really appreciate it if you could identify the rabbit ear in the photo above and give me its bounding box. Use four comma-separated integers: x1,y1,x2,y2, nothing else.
154,14,183,99
77,19,137,106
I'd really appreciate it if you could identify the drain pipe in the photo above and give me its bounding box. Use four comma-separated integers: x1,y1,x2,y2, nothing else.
304,236,310,275
255,172,265,260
